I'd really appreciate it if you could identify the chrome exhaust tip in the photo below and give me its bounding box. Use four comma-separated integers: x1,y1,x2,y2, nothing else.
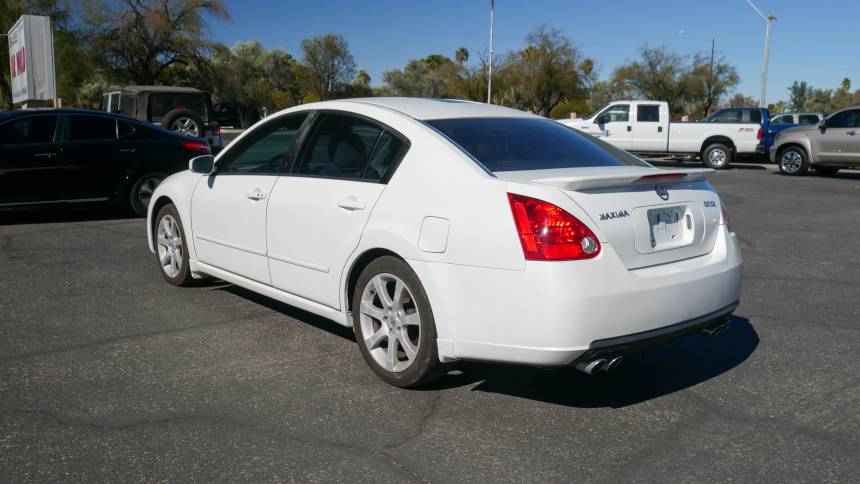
702,320,730,336
603,355,624,371
575,358,607,375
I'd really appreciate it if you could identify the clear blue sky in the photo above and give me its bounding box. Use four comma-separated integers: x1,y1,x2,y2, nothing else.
211,0,857,103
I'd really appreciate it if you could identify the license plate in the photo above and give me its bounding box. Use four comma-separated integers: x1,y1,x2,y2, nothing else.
648,206,690,249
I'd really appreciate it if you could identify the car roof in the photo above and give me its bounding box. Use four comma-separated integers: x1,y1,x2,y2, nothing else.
116,85,206,94
342,97,536,121
0,108,135,119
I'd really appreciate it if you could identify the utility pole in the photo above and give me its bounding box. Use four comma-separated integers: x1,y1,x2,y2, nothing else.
487,0,494,104
744,0,776,107
710,39,715,76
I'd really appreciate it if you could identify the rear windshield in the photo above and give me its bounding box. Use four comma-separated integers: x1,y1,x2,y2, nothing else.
427,117,648,172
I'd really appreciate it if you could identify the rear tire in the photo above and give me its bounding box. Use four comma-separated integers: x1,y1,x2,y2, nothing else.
129,172,165,217
702,143,733,169
815,166,839,176
154,204,193,286
778,147,809,176
352,256,445,388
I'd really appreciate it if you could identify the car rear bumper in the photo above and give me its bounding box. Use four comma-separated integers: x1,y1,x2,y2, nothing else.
410,225,743,366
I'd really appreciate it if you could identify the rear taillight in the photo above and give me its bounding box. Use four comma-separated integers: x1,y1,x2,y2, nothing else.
756,128,762,140
182,140,211,153
210,122,221,136
507,193,600,261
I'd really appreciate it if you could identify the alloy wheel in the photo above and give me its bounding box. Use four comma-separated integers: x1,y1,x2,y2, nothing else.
359,273,421,372
708,148,727,167
171,117,201,138
156,215,183,278
137,177,162,211
780,150,803,174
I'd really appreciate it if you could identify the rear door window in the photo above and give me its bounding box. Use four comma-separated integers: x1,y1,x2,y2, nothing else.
0,115,58,144
294,113,384,179
710,109,743,123
120,94,136,117
637,105,660,122
68,115,117,141
748,110,762,124
771,115,793,124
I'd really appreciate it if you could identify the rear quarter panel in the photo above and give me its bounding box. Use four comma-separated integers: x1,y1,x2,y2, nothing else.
668,122,760,153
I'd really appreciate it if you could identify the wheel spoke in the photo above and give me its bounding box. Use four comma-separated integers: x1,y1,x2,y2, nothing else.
160,251,170,266
157,234,170,247
392,280,406,311
399,333,418,361
172,254,181,273
373,276,392,308
364,326,387,350
386,336,399,370
402,311,420,326
360,300,385,321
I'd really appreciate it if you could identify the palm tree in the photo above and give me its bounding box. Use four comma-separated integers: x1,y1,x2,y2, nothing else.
455,47,469,65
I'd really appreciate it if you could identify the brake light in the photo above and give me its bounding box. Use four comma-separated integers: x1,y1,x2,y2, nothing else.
211,122,221,136
757,128,762,140
507,193,600,261
637,172,687,182
182,141,211,153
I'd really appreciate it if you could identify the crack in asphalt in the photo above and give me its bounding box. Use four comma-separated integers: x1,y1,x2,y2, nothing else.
0,312,269,362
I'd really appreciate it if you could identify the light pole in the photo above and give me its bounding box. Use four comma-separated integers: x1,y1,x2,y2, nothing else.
487,0,494,104
666,29,684,48
745,0,776,107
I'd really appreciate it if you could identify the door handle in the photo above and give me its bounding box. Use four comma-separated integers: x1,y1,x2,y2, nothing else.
35,152,56,158
119,148,136,153
627,126,632,132
336,198,366,211
246,190,267,201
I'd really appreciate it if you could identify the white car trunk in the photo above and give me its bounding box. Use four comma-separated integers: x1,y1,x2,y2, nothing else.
497,166,724,269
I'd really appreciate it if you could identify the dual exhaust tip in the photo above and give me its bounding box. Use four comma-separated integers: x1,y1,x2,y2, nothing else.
575,355,624,375
702,320,731,337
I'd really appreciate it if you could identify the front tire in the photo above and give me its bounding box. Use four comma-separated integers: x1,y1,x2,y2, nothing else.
702,143,733,169
778,147,809,176
352,256,444,388
154,204,193,286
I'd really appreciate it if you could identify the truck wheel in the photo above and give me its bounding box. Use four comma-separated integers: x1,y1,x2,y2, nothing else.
777,147,809,176
703,143,733,169
815,166,839,177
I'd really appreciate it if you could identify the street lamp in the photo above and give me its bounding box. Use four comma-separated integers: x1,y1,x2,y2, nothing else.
666,29,684,48
745,0,776,107
487,0,494,104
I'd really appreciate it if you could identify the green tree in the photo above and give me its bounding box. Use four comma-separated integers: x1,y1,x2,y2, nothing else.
787,81,813,111
300,34,357,100
686,53,739,118
724,93,758,108
455,47,469,65
612,46,690,116
82,0,230,85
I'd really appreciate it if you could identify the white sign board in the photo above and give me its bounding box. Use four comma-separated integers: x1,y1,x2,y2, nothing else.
7,15,56,104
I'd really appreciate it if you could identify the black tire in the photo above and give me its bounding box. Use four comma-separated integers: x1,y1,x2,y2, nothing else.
815,166,839,176
702,143,733,169
777,146,810,176
161,109,205,138
153,203,194,286
351,256,445,388
129,172,166,217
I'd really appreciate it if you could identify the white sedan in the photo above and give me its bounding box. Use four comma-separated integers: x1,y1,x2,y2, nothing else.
146,98,743,387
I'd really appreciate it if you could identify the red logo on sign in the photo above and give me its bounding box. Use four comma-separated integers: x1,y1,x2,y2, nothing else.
10,47,25,78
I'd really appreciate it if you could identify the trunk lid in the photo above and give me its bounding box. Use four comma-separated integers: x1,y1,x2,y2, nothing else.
497,166,724,269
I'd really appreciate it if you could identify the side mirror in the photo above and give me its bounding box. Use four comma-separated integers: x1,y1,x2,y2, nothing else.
818,119,827,130
594,115,605,125
189,155,216,174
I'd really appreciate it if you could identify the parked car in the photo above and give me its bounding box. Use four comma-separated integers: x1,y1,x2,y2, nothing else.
558,101,767,169
146,98,742,387
757,112,826,157
101,85,223,153
770,106,860,176
0,109,211,216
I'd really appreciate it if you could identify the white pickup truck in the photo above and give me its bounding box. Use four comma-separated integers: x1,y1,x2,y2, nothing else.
558,100,765,169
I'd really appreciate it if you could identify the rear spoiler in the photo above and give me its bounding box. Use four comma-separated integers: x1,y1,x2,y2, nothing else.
531,168,714,191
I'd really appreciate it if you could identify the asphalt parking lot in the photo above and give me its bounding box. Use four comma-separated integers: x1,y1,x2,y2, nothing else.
1,163,858,483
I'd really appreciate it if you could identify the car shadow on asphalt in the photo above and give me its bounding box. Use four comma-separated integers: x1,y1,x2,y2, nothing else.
0,207,135,226
424,316,759,409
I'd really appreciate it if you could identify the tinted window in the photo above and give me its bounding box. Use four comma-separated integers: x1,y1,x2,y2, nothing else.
148,93,208,122
637,105,660,122
120,94,135,116
749,110,762,124
0,115,58,144
295,113,383,179
600,104,629,123
428,117,649,172
68,115,117,141
220,113,308,173
771,115,792,125
827,110,860,128
118,121,135,138
364,132,406,181
798,115,820,125
711,109,743,123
